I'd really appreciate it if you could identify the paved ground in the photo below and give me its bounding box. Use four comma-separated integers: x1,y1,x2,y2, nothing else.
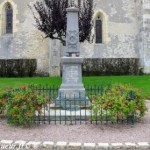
0,101,149,143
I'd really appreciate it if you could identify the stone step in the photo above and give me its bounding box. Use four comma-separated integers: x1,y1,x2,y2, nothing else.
35,109,91,117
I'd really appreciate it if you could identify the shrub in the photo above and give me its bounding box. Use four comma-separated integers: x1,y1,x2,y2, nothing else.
7,86,48,127
82,58,143,76
91,84,147,123
0,59,37,77
0,91,8,115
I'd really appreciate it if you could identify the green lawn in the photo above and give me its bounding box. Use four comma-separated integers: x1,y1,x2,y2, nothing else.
0,75,150,98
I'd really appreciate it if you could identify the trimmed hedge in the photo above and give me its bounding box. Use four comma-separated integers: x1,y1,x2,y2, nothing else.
0,59,37,77
82,58,143,76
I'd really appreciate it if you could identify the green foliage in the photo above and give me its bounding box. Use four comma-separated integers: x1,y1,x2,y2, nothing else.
83,58,143,76
0,59,37,77
7,86,48,127
0,91,7,115
91,84,148,123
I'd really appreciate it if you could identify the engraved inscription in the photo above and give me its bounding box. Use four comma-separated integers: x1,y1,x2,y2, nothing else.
64,66,79,83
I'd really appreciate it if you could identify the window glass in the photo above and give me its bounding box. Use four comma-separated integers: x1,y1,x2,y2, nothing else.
96,19,102,43
6,4,13,34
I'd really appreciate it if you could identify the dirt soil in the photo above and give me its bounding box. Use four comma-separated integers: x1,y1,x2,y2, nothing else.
0,101,150,143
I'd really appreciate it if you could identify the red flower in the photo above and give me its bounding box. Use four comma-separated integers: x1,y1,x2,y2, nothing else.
15,95,19,98
102,103,107,109
37,106,42,110
91,96,96,102
20,86,25,89
109,101,113,105
134,108,138,111
13,114,17,117
2,99,7,103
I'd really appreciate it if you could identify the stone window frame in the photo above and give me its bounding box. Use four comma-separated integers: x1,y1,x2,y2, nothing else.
0,0,19,36
92,10,110,44
5,3,13,34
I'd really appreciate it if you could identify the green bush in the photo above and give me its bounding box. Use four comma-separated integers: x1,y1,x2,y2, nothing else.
82,58,143,76
0,59,37,77
0,91,8,115
91,84,147,123
7,86,48,127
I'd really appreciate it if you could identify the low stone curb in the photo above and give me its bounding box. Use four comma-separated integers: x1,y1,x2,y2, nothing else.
0,140,150,150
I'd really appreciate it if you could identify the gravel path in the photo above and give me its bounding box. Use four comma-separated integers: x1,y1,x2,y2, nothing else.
0,101,150,143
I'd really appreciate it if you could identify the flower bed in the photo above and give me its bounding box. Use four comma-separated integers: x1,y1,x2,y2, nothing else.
6,86,48,127
90,84,147,123
0,84,148,127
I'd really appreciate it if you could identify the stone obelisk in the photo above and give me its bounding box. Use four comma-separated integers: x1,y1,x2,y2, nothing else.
58,6,85,99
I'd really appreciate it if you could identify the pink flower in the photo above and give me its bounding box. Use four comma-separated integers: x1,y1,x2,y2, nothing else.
2,99,7,103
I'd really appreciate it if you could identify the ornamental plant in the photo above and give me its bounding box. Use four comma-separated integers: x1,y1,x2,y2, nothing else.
7,86,48,127
91,84,147,123
0,91,8,115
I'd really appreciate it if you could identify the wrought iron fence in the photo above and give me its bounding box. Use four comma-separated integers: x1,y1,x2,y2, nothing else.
29,84,136,125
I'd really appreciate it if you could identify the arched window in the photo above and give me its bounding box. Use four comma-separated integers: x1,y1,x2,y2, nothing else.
0,1,18,36
5,3,13,34
95,15,102,43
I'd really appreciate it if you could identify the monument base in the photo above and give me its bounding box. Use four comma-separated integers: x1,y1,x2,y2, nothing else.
54,96,90,110
59,56,85,98
58,84,85,99
56,85,90,110
55,56,90,109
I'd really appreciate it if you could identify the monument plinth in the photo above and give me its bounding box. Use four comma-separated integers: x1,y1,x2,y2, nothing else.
59,56,85,99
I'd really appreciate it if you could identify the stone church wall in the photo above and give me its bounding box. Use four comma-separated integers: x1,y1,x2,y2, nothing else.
141,0,150,73
0,0,49,76
0,0,150,76
80,0,139,59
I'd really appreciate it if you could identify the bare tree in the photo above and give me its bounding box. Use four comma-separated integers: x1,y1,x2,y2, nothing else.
31,0,93,45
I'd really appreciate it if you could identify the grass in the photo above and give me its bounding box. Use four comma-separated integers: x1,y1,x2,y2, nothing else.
0,75,150,98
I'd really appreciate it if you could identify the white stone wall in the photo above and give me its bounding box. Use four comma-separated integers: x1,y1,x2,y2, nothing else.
142,0,150,73
0,0,150,75
0,0,49,75
81,0,139,59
